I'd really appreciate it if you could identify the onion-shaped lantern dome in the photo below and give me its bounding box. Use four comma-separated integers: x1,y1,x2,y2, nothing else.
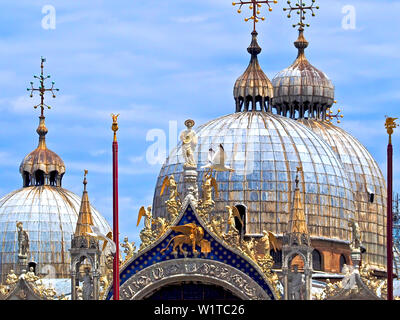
233,31,274,113
19,116,65,187
271,29,334,119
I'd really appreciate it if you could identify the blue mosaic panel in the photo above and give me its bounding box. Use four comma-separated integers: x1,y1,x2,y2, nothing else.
107,204,276,300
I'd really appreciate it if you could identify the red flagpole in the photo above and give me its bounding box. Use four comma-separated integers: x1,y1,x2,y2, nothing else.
385,117,398,301
387,141,393,300
112,114,120,300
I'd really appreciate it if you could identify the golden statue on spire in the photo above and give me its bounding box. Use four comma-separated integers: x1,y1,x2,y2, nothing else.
232,0,278,31
27,57,60,117
283,0,319,30
385,116,398,144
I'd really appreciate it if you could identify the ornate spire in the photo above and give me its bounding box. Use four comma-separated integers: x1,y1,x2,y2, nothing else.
74,170,94,237
232,1,277,112
289,167,308,235
282,166,313,300
272,1,334,120
20,58,65,187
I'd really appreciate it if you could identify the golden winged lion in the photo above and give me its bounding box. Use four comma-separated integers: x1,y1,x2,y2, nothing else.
160,223,211,255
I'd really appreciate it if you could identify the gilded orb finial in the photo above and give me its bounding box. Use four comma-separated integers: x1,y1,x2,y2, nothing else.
232,0,278,32
27,57,60,117
111,113,120,142
326,103,344,124
283,0,319,30
385,116,398,144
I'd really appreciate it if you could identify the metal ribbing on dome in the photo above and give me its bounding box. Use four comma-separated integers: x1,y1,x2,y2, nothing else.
153,112,354,243
271,29,335,120
0,186,111,283
298,119,387,271
19,116,66,188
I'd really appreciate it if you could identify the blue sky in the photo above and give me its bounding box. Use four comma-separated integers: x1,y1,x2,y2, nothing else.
0,0,399,246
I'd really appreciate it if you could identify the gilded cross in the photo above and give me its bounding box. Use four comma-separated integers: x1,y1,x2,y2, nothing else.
27,57,59,117
283,0,319,30
232,0,278,32
326,103,344,124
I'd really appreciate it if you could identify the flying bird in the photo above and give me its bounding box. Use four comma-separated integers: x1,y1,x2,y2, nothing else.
201,144,235,176
85,226,116,255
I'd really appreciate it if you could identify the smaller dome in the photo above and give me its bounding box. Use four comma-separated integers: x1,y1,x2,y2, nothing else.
233,31,274,113
19,116,65,187
272,30,334,119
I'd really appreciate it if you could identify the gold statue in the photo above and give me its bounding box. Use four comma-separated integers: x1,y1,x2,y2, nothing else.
385,116,398,144
137,206,152,231
153,217,169,238
180,119,198,168
5,269,18,285
160,175,181,220
25,266,39,282
160,223,211,255
201,173,219,207
209,215,224,237
225,205,243,234
160,175,179,201
259,230,279,255
121,236,136,262
111,113,120,141
99,254,114,298
0,284,9,296
242,238,256,261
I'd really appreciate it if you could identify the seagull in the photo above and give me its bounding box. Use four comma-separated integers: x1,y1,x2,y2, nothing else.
201,144,234,176
86,225,116,255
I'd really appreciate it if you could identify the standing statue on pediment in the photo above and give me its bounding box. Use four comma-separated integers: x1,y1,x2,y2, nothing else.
17,222,29,259
180,119,198,168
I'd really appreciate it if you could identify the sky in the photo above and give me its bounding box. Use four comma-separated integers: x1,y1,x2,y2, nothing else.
0,0,399,246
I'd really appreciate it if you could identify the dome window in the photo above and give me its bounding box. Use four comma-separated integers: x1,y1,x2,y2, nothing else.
50,171,58,187
367,187,375,203
234,204,247,237
312,249,323,271
34,170,45,186
339,254,347,272
23,171,31,187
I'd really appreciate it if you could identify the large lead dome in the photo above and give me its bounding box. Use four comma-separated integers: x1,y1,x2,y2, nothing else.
0,112,111,282
153,112,355,242
0,186,110,280
271,24,387,271
298,119,387,270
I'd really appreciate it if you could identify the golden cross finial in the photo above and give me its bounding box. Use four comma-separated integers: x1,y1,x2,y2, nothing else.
385,116,399,144
283,0,319,30
27,57,60,117
232,0,278,32
326,102,344,124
